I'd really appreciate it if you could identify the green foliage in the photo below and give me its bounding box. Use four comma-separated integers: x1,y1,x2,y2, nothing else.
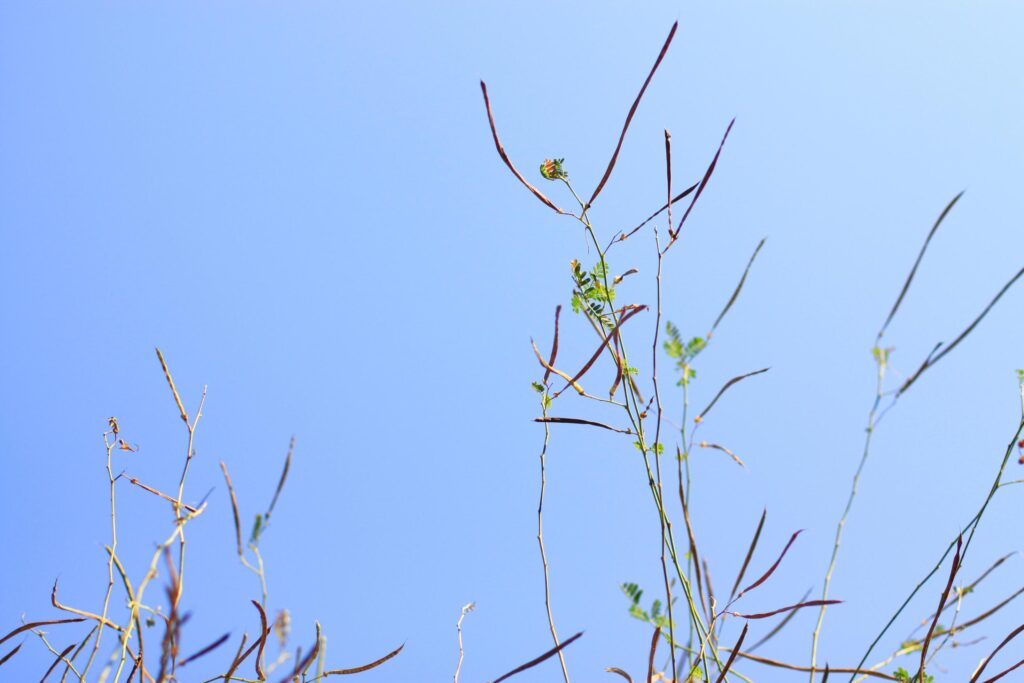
631,441,664,456
664,320,705,386
570,259,616,326
622,582,643,607
621,582,674,631
893,667,934,683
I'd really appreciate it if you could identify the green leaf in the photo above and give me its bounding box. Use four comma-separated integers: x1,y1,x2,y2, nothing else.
628,604,648,621
621,582,643,604
531,381,544,393
685,336,707,358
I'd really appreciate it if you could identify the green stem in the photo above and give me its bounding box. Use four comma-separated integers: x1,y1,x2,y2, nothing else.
810,357,886,682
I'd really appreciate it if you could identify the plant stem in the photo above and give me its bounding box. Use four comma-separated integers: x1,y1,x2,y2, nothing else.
810,356,887,681
537,391,570,683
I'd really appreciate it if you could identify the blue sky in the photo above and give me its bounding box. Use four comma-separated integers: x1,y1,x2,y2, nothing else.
2,2,1024,681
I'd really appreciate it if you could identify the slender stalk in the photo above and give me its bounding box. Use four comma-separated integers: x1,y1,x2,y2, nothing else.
453,603,474,683
173,386,207,614
537,392,570,683
251,546,269,610
111,503,207,683
83,430,120,678
652,128,678,681
32,629,84,681
810,352,887,681
680,376,697,670
561,177,718,679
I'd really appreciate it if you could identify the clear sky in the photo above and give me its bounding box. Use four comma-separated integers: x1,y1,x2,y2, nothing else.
2,2,1024,682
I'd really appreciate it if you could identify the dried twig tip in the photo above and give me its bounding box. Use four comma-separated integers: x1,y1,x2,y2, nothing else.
155,347,189,423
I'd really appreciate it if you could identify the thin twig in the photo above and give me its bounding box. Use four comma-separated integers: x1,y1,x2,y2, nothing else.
536,373,570,683
454,603,475,683
652,129,677,681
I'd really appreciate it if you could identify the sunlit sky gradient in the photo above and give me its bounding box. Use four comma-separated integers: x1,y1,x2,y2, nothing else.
3,3,1024,681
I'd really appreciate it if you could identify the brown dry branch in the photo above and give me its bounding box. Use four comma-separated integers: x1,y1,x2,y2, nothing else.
606,666,635,682
265,436,294,522
0,619,86,648
728,510,766,602
713,624,748,683
491,632,583,683
748,588,813,653
126,476,199,513
696,368,770,423
587,22,677,210
969,622,1024,682
554,305,648,398
663,119,735,249
676,454,708,622
733,530,803,601
479,81,566,215
253,599,269,679
876,191,964,342
918,535,963,677
317,641,405,677
729,599,841,620
534,415,633,433
610,182,698,248
40,643,76,682
178,632,230,668
722,649,898,681
709,239,766,338
698,442,745,468
50,580,123,633
899,264,1024,394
